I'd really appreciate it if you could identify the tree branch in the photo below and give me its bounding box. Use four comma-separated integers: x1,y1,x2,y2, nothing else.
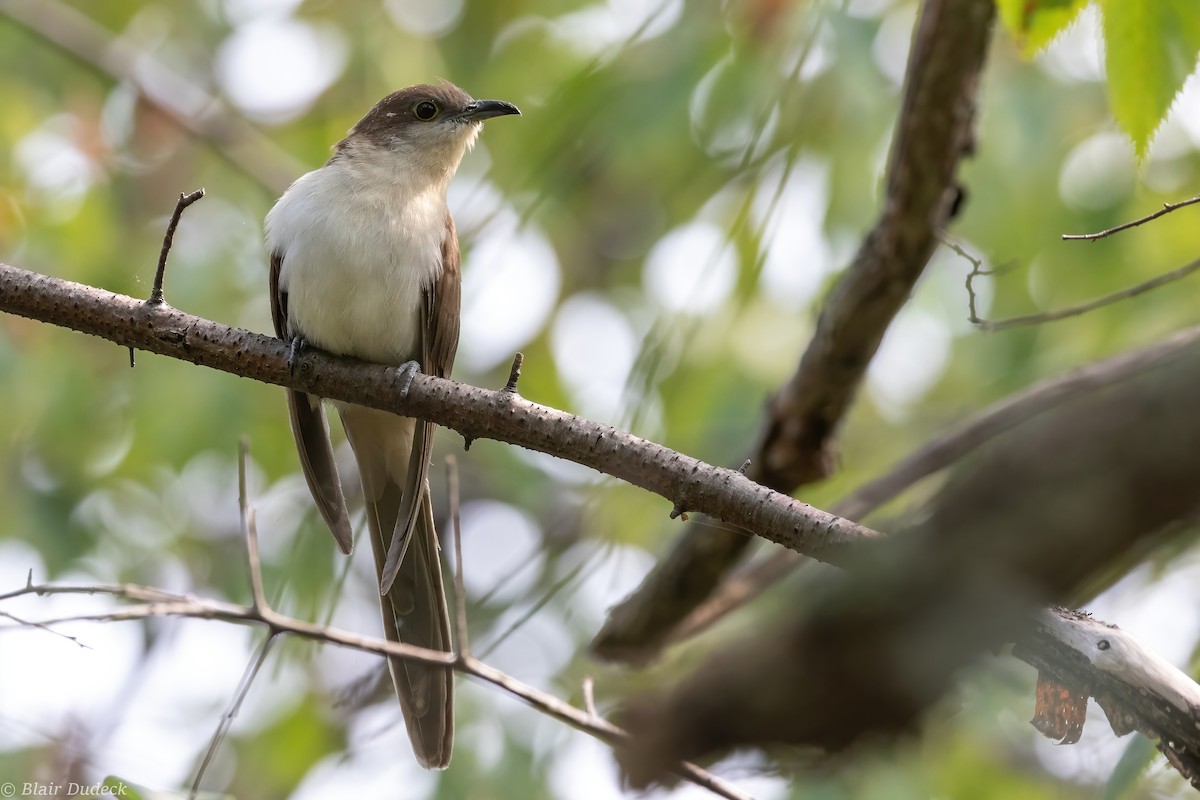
1018,609,1200,788
615,338,1200,786
670,324,1200,643
0,260,878,566
590,0,997,663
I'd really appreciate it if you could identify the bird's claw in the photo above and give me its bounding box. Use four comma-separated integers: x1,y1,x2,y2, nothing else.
397,360,422,398
287,336,307,376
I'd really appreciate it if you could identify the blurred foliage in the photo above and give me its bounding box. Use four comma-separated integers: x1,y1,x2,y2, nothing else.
997,0,1200,157
1,0,1199,798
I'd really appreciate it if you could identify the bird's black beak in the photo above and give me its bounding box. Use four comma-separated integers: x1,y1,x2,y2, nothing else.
458,99,521,122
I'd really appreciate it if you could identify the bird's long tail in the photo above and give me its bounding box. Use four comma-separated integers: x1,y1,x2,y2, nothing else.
340,406,453,769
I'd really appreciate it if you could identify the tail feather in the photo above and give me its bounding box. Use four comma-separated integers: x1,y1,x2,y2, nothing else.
366,482,454,768
341,406,453,769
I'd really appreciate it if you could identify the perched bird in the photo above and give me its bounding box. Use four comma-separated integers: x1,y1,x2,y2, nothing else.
264,82,520,768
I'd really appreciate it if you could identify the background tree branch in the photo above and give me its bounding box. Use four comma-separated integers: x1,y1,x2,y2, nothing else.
590,0,997,664
670,324,1200,644
0,0,301,193
614,336,1200,786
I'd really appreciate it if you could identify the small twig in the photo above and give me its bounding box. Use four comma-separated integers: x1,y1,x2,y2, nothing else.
189,633,277,799
945,237,1017,326
0,581,182,605
582,675,598,718
477,556,589,659
238,438,267,614
502,352,524,394
149,189,204,306
446,455,470,659
1063,194,1200,241
465,658,753,800
973,257,1200,332
0,609,90,649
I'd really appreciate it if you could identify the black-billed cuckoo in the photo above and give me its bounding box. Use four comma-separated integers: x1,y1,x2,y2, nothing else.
264,82,519,769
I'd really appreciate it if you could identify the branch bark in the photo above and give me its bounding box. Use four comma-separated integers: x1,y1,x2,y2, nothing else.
591,0,997,663
0,260,878,564
1018,609,1200,788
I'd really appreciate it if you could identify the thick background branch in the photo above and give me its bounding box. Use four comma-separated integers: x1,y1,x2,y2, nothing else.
591,0,997,663
671,324,1200,643
615,336,1200,785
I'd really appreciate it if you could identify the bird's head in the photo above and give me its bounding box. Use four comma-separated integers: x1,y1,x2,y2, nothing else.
336,81,520,181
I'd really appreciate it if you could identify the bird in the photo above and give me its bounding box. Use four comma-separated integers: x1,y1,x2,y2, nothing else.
264,82,520,768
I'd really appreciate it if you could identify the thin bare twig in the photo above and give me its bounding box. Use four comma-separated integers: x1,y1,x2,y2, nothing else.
583,675,598,718
149,189,204,306
970,256,1200,332
238,437,268,614
502,353,524,395
1,580,751,800
0,609,90,649
1062,194,1200,241
0,581,182,605
189,634,277,800
465,657,753,799
945,236,1018,327
446,455,470,659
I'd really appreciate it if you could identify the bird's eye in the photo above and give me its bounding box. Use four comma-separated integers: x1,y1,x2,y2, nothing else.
414,101,439,121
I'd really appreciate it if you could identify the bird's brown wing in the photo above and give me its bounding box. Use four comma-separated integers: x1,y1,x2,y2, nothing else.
378,214,461,592
426,213,462,380
372,213,460,768
270,249,354,554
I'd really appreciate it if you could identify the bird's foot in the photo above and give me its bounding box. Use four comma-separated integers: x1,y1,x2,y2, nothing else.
287,336,307,376
396,360,422,398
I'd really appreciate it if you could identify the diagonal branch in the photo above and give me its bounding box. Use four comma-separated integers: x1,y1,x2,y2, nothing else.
591,0,997,663
614,338,1200,787
670,323,1200,642
0,260,877,565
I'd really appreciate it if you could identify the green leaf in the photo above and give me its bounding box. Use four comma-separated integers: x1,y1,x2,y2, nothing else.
996,0,1091,57
1099,0,1200,158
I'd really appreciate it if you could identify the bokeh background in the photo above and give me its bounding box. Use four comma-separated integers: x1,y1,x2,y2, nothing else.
1,0,1199,797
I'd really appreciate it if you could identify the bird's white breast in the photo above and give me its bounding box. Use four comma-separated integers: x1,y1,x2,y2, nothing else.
265,152,449,365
